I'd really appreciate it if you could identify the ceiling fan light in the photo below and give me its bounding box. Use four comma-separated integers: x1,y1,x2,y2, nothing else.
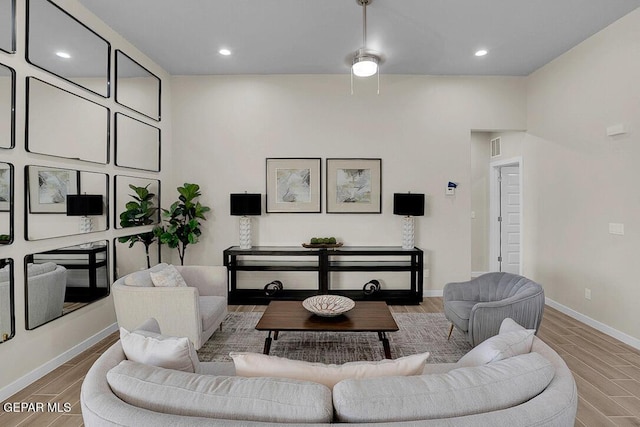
352,55,379,77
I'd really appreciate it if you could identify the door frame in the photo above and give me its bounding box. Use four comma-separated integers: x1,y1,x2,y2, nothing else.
489,156,523,274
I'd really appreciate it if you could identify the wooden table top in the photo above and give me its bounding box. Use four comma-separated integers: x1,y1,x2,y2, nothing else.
255,300,399,332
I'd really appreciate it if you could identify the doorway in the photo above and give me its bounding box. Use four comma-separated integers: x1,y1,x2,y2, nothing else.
489,158,522,274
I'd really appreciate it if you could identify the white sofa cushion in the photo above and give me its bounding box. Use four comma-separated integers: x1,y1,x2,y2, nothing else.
107,360,333,424
333,352,555,423
199,296,227,331
124,263,168,287
150,264,187,288
455,328,535,368
119,327,200,373
231,351,429,389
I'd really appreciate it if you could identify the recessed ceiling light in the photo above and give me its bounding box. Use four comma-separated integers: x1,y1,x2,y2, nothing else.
219,48,231,56
56,51,71,59
475,49,488,57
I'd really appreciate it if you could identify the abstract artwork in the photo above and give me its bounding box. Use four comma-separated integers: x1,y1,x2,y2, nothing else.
266,158,321,213
327,158,381,213
28,166,78,213
0,164,9,211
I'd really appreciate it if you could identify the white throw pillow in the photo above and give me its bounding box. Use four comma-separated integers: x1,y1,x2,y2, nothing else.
499,317,526,334
230,352,430,389
124,263,168,287
150,264,187,288
119,327,200,373
456,329,535,368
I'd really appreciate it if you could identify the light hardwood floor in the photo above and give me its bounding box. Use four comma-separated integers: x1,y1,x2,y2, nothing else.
1,298,639,426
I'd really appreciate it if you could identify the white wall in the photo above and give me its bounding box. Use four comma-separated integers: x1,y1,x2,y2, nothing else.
0,0,171,397
525,9,640,341
170,75,527,290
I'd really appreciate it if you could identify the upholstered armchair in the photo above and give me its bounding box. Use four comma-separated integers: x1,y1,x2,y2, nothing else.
112,264,228,350
26,262,68,329
443,272,545,346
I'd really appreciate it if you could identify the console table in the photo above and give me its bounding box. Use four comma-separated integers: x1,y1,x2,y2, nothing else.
223,246,423,305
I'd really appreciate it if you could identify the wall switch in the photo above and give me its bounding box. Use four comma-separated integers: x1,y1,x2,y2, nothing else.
585,288,592,300
609,223,625,235
606,124,626,137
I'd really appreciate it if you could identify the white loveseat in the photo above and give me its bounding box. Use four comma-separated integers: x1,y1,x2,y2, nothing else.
112,264,227,350
81,318,578,426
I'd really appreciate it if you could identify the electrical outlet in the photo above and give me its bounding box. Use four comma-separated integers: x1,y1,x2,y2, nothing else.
585,288,592,300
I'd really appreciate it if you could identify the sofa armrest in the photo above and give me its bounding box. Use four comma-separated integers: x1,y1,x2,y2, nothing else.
112,284,202,346
175,265,227,298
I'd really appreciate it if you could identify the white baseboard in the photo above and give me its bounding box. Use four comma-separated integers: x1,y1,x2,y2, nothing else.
0,322,118,402
423,290,443,297
545,298,640,351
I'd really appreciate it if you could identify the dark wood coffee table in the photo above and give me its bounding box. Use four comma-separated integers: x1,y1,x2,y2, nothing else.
255,300,399,359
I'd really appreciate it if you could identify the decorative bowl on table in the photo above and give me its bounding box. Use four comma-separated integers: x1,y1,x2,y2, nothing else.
302,295,355,317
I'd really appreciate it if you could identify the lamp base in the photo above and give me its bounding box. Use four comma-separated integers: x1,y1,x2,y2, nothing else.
401,216,415,249
239,216,252,249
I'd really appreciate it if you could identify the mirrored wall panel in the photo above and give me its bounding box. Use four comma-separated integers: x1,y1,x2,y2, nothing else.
0,258,14,342
114,175,160,229
25,240,109,329
27,0,110,97
115,113,160,171
0,162,12,244
26,166,108,240
27,77,109,163
0,0,15,53
114,237,160,279
116,50,160,121
0,63,15,149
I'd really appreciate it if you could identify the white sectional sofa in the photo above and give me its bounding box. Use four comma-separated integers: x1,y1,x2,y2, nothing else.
81,317,578,426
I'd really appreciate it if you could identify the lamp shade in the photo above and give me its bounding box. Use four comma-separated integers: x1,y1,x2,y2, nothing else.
66,194,103,216
393,193,425,216
230,193,262,216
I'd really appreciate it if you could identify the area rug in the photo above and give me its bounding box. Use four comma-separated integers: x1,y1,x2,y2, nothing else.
198,312,472,364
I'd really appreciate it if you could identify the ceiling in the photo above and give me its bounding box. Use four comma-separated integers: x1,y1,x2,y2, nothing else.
78,0,640,76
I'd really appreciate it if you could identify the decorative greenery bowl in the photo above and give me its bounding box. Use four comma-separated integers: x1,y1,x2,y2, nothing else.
302,295,355,317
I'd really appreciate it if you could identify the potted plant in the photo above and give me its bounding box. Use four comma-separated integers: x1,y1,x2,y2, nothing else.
118,184,158,269
154,183,210,265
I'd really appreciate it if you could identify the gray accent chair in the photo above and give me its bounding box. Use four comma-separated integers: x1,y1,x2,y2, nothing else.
444,272,545,346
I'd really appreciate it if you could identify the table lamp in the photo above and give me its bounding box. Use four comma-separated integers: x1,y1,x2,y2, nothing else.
393,193,425,249
230,193,262,249
66,194,103,233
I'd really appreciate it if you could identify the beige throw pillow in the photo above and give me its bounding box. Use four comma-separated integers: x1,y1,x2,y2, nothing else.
149,264,187,288
119,327,200,373
230,352,430,389
456,329,535,368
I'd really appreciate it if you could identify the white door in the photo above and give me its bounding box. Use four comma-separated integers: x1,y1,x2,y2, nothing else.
499,166,520,274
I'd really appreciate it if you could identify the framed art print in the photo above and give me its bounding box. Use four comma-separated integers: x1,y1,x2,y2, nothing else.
326,158,381,213
266,158,321,213
27,165,79,213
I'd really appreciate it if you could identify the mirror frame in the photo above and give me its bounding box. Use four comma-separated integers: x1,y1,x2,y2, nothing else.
0,258,14,343
114,112,161,172
0,0,15,54
26,0,111,98
24,240,110,330
25,165,110,240
0,62,15,149
26,77,110,164
115,50,161,121
0,162,13,244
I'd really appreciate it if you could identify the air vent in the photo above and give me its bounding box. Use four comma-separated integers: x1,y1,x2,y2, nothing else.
491,137,501,158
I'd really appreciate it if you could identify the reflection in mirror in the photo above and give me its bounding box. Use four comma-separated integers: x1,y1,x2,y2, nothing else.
25,240,109,330
27,0,110,97
114,237,160,279
116,50,160,121
0,162,12,244
114,175,160,229
27,77,109,163
26,165,108,240
0,62,15,149
0,0,15,53
0,258,14,342
115,113,160,172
